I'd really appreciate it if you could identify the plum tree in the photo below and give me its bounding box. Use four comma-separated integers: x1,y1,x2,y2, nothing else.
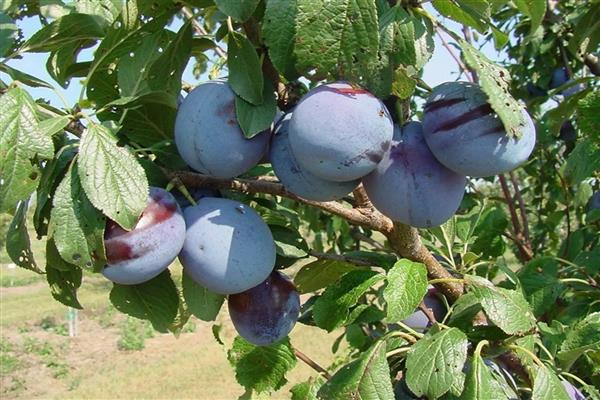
172,186,221,209
174,80,270,178
422,81,536,177
288,82,394,182
270,113,360,201
228,270,301,346
363,122,466,228
179,197,276,294
102,187,186,285
399,286,446,331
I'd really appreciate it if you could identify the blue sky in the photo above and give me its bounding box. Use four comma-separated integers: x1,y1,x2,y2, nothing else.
2,8,502,108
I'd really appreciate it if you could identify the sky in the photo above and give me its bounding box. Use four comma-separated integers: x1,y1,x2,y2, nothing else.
1,6,503,109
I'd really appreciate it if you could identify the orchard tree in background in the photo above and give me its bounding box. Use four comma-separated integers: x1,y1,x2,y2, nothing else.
1,0,599,399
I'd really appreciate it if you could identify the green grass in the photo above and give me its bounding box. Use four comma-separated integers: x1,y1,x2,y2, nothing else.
0,352,20,375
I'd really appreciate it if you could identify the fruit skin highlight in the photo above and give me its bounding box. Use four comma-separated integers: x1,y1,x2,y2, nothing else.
228,271,301,346
422,81,536,177
174,80,270,178
179,197,276,295
288,81,394,182
363,122,466,228
270,113,360,201
103,187,186,285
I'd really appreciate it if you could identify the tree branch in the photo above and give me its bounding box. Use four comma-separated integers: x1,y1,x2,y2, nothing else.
181,6,227,59
294,348,332,380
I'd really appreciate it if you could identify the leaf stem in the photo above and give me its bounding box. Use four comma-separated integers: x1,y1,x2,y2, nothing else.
389,325,422,341
386,347,411,358
474,340,489,358
293,348,332,380
428,278,464,285
507,345,545,368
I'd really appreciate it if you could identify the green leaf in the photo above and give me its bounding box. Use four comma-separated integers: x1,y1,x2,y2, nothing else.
46,40,94,88
318,341,394,400
0,63,53,88
46,264,83,309
0,12,17,56
531,367,570,400
513,0,547,36
235,80,277,138
405,327,468,399
294,0,379,82
383,259,427,322
432,0,490,34
290,377,323,400
462,354,508,400
294,259,360,294
227,31,263,105
74,0,121,27
466,276,536,335
49,165,106,269
391,67,416,99
0,87,54,212
263,0,298,79
577,91,600,143
312,270,384,332
110,270,179,333
460,40,528,139
39,116,70,137
227,336,297,393
20,13,104,53
78,123,148,229
563,139,600,185
270,225,309,259
215,0,260,22
557,312,600,369
544,86,590,138
6,200,43,274
182,272,225,321
471,206,508,258
567,5,600,56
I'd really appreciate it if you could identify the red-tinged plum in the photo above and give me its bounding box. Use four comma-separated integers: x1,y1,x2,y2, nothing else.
228,270,300,346
561,380,586,400
179,197,276,294
422,81,536,177
174,80,270,178
102,187,185,285
270,113,360,201
363,122,466,228
400,286,446,331
288,81,393,182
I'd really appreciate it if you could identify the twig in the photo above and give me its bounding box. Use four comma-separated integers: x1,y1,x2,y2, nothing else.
499,175,522,237
418,301,437,325
181,6,227,59
351,231,389,252
435,28,473,83
509,171,531,245
294,348,332,380
353,185,373,209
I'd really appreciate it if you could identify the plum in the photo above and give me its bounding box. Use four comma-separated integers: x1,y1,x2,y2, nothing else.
172,186,221,209
400,286,447,331
422,81,536,177
228,270,300,346
550,68,584,97
561,380,586,400
288,81,394,182
559,121,577,143
270,113,360,201
102,187,186,285
177,93,185,107
587,191,600,211
526,82,547,98
363,122,466,228
174,80,270,178
179,197,276,294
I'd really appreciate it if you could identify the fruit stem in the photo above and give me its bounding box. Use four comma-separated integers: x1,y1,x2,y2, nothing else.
293,348,332,380
386,347,411,358
389,325,423,341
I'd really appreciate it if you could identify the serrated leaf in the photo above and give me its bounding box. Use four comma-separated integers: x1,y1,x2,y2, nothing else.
466,276,536,335
531,367,570,400
312,269,384,332
318,340,394,400
263,0,298,79
46,264,83,309
0,87,54,212
294,0,379,82
563,139,600,185
227,336,297,393
383,259,427,322
78,123,148,229
110,270,179,333
39,116,70,137
6,200,43,273
47,40,94,88
462,354,508,400
432,0,490,34
557,312,600,369
235,81,277,139
577,91,600,143
290,377,323,400
75,0,121,27
405,327,468,399
215,0,260,22
20,13,104,53
49,165,106,269
513,0,547,36
182,272,225,321
460,40,527,139
0,63,53,88
0,12,17,57
228,31,263,105
294,259,360,294
391,67,416,99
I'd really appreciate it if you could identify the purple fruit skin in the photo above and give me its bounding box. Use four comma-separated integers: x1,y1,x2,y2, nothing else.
174,80,270,178
288,82,394,182
179,198,276,295
228,271,300,346
270,113,360,201
363,122,466,228
422,81,536,177
550,67,570,89
102,187,186,285
401,287,446,330
561,380,586,400
588,191,600,211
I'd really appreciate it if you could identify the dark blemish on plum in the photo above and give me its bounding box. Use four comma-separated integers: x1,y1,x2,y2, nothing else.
227,119,236,125
105,240,136,263
216,100,235,118
365,149,384,163
431,103,495,134
424,97,465,113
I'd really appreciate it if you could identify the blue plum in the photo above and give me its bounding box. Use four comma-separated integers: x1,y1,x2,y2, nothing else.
363,122,466,228
102,187,185,285
400,287,446,331
561,380,586,400
228,270,300,346
270,113,360,201
288,82,394,182
587,191,600,211
179,197,276,294
526,82,547,98
174,80,270,178
559,121,577,143
550,68,584,97
422,81,536,177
